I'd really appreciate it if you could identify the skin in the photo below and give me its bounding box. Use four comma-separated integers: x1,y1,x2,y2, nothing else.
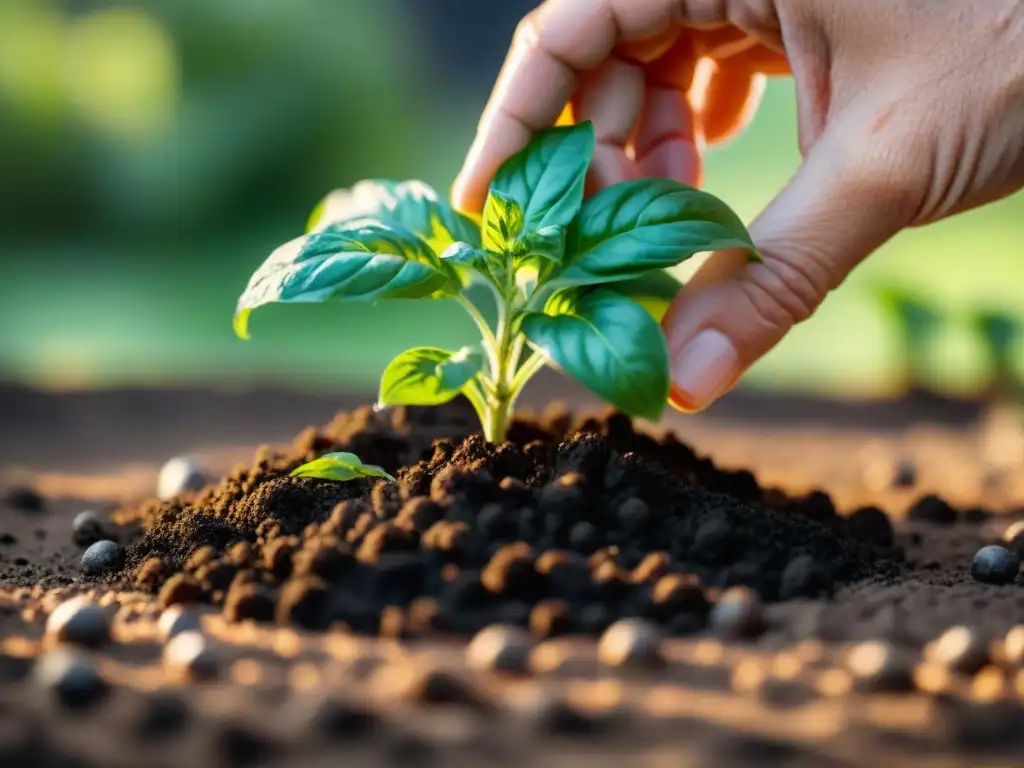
451,0,1024,412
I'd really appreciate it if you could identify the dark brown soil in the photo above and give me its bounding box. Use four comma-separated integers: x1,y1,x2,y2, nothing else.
2,385,1024,767
106,403,898,638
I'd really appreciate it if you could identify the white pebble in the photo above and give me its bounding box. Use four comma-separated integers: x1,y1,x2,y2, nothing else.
465,624,534,674
157,456,206,501
157,605,203,643
45,597,110,648
597,618,663,670
163,631,220,681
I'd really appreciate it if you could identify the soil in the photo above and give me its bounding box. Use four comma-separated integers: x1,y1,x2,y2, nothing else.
2,384,1024,767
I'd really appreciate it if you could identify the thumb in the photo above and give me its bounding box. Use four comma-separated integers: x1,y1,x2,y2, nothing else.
661,115,921,411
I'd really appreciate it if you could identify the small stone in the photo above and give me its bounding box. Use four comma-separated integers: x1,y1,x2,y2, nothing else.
34,649,108,710
779,555,828,599
971,545,1019,585
156,456,206,501
1001,625,1024,665
907,494,958,526
157,606,203,643
5,485,44,512
80,540,122,576
709,586,765,640
71,510,106,547
926,626,991,676
465,624,534,674
846,506,894,547
163,631,220,682
845,641,915,692
45,597,110,649
1002,521,1024,557
598,618,663,670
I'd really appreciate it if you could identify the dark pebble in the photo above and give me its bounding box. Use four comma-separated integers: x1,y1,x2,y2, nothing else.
892,459,917,488
907,494,958,526
80,540,122,576
971,545,1019,585
846,506,894,547
131,693,190,739
5,486,44,512
34,650,108,710
305,696,377,739
71,510,106,547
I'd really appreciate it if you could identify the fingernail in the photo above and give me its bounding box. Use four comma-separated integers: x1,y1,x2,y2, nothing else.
669,329,740,412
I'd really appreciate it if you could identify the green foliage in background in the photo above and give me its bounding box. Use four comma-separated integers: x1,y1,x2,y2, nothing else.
1,0,1022,399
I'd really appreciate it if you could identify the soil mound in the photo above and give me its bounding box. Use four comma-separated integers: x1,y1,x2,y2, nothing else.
110,403,898,636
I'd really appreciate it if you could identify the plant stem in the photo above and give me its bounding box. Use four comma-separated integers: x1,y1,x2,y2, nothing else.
480,252,521,444
510,351,546,395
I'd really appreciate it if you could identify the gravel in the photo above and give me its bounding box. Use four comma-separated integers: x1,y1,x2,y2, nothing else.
80,540,122,576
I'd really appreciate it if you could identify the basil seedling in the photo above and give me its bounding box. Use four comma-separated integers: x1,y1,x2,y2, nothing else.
235,122,756,444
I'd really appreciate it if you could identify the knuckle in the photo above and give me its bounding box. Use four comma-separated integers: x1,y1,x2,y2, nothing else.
738,251,831,328
513,11,541,50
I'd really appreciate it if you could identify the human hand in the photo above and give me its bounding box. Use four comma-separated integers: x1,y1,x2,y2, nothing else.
452,0,1024,412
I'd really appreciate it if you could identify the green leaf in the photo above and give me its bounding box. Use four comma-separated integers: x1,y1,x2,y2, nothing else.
309,179,481,253
520,225,566,265
558,178,755,285
291,451,395,483
234,219,457,339
521,288,669,421
378,346,484,406
490,122,594,234
607,269,683,324
973,310,1021,366
482,189,524,252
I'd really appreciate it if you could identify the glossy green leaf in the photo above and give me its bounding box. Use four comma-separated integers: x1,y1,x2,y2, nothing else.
520,225,566,265
291,451,395,483
378,346,484,406
490,122,594,234
234,219,457,339
308,179,481,253
607,269,683,324
558,178,755,285
973,309,1021,367
521,288,669,421
482,189,524,252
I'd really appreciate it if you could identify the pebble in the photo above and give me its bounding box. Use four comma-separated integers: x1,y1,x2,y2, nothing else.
71,510,106,547
5,485,44,512
926,626,991,676
34,649,108,710
597,618,664,670
465,624,534,674
80,540,122,576
907,494,958,526
845,641,914,692
156,456,207,501
971,545,1019,585
1001,625,1024,665
45,597,110,649
709,586,765,640
163,631,220,681
157,605,203,643
846,506,895,547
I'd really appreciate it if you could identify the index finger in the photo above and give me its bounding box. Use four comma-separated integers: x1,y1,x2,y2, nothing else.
451,0,681,214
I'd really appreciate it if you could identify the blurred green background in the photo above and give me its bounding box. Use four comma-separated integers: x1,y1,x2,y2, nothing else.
1,0,1022,400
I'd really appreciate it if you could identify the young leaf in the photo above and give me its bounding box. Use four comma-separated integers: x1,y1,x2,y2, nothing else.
558,179,755,285
607,269,683,324
308,179,481,253
291,451,395,483
521,288,670,421
234,219,458,339
378,346,485,406
489,122,595,234
482,190,524,252
520,225,566,265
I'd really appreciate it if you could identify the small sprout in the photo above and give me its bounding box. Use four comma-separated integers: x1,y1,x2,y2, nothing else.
290,452,395,483
234,122,755,443
972,308,1023,395
874,286,942,390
